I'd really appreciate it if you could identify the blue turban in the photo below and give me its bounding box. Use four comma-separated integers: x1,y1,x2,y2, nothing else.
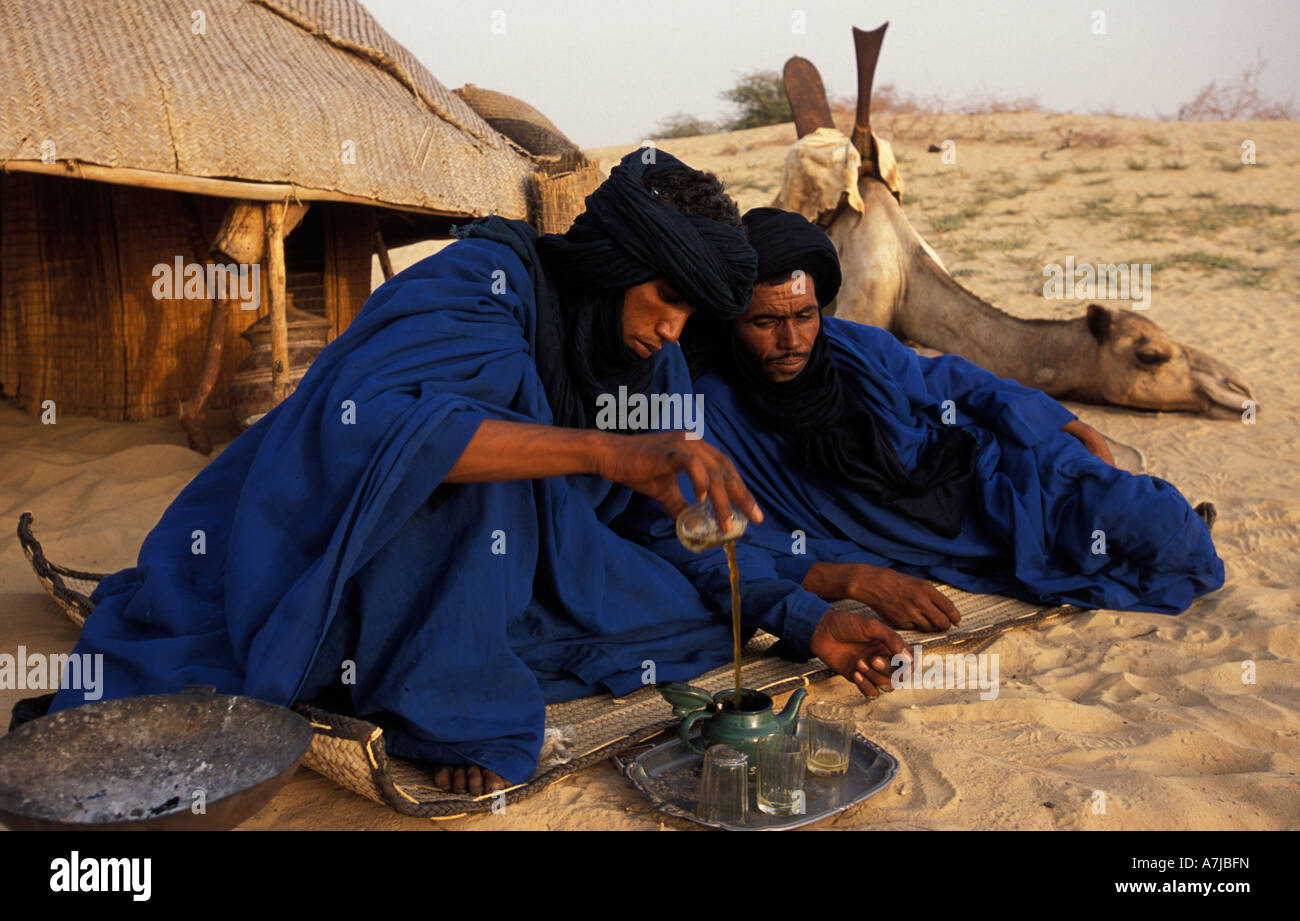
740,206,842,307
538,149,757,318
459,148,756,428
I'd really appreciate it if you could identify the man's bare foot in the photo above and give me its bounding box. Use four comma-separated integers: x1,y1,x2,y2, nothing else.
432,763,511,795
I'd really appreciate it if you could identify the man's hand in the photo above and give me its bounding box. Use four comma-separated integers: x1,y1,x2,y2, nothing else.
444,420,762,526
803,562,960,632
595,430,763,527
809,608,913,699
1062,419,1115,466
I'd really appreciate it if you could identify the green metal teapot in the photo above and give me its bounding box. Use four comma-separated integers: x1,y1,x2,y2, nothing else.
657,683,807,764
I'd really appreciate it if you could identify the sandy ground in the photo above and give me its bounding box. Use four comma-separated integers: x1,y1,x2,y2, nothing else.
3,112,1298,830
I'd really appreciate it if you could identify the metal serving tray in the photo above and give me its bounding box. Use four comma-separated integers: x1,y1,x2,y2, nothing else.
624,719,898,830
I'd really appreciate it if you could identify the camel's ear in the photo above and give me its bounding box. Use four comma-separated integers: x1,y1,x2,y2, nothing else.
1085,304,1112,342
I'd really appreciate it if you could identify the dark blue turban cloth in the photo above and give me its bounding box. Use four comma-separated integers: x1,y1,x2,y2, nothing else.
47,149,814,786
740,206,842,304
525,148,756,428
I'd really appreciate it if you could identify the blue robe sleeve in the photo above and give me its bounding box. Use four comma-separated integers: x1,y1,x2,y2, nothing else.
768,535,892,587
916,353,1077,448
826,317,1076,448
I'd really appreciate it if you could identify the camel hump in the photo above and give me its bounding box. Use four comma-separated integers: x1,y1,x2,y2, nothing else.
772,127,907,224
772,127,865,222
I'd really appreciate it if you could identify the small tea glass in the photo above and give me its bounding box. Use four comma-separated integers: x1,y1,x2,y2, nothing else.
757,734,806,816
675,498,747,552
696,744,749,826
806,700,854,778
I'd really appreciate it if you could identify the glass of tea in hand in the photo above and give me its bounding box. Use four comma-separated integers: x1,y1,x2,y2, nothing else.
675,498,747,552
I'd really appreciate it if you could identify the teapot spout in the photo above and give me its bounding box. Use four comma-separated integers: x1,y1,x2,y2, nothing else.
775,687,808,732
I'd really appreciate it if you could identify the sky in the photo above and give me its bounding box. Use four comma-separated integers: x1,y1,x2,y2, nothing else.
363,0,1300,148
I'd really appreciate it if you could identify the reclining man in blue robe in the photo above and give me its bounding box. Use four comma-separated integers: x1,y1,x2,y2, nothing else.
675,208,1224,700
48,153,909,795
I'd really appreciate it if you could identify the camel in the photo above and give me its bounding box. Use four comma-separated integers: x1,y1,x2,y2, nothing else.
775,24,1254,415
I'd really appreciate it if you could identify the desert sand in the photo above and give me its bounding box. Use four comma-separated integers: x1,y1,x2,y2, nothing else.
2,112,1297,830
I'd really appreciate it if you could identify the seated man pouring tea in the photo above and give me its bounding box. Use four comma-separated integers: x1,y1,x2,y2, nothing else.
48,153,909,795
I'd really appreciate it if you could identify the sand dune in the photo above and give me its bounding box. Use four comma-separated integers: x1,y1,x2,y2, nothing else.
2,112,1298,830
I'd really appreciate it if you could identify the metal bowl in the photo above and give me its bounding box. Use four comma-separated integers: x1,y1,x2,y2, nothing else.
0,689,315,830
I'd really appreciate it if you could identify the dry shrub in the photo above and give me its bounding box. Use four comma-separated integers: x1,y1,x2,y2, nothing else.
1174,56,1295,121
1046,123,1115,151
833,83,1038,117
959,94,1041,116
827,84,1040,143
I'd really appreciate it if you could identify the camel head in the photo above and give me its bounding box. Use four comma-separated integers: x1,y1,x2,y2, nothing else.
773,23,1255,416
1075,304,1254,415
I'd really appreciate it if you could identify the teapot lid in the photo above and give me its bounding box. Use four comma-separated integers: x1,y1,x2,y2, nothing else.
655,682,715,712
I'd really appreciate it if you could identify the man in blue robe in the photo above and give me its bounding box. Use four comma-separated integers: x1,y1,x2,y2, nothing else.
47,153,908,794
679,208,1224,699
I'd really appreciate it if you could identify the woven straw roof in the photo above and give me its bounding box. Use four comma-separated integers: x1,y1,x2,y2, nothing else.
0,0,535,218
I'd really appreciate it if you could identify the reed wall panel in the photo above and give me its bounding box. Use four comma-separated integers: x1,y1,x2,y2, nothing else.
0,176,382,422
323,204,375,341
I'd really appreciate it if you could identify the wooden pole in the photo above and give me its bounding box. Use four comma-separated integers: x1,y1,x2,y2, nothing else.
178,197,224,454
178,299,228,454
2,159,480,219
373,228,394,280
265,202,290,403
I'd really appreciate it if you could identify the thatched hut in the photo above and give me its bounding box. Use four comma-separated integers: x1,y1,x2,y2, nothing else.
0,0,543,447
454,84,607,236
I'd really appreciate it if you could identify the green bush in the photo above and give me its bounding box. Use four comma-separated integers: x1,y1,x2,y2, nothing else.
719,70,792,131
649,112,718,139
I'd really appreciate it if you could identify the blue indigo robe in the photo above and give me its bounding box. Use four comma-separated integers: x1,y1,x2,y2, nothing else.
48,235,825,783
694,317,1224,614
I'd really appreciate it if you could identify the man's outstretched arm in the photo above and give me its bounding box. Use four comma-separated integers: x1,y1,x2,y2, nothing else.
802,561,961,632
444,420,764,525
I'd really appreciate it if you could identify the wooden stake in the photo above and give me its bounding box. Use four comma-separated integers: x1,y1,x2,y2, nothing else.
374,228,394,280
178,299,228,454
178,196,224,454
265,201,290,403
